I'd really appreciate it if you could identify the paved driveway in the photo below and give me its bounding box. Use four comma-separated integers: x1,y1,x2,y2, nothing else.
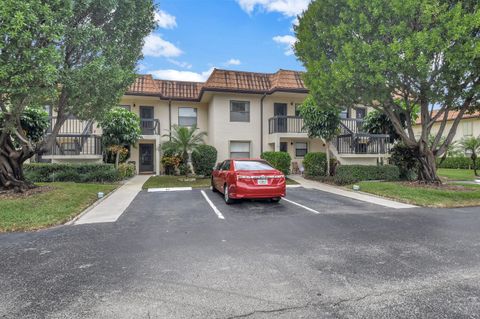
1,187,480,318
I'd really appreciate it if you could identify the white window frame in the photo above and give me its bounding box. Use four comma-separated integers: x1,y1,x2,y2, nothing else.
229,141,251,159
178,107,197,127
463,122,473,137
230,100,250,122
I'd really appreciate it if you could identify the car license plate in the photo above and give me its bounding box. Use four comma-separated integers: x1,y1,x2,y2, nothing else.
257,179,268,185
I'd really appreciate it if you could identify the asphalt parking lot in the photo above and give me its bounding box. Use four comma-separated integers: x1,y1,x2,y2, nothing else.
1,187,480,318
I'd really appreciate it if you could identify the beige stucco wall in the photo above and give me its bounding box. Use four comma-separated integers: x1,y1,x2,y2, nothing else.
412,118,480,144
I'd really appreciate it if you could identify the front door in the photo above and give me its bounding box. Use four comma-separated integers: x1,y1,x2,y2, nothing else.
140,106,154,135
274,103,288,133
139,144,154,173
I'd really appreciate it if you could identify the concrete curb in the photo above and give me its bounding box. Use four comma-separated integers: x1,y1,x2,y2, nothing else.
64,184,121,226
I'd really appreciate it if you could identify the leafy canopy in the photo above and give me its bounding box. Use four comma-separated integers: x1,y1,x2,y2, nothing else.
299,95,340,141
100,107,142,147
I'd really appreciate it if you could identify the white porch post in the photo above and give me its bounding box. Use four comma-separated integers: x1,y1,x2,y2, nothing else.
274,136,280,151
156,138,161,175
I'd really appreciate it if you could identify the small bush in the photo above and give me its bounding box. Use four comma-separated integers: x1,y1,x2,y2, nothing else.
24,163,122,183
334,165,400,185
192,145,217,176
178,163,191,176
117,163,136,179
303,152,327,177
437,156,471,169
390,143,419,180
260,151,291,174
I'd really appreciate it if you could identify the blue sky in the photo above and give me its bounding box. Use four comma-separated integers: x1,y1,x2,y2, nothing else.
140,0,310,82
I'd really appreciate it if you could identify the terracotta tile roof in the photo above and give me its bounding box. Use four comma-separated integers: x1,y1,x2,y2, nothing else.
125,69,307,100
415,110,480,124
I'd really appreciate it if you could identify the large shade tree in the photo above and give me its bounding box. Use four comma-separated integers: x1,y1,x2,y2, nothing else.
295,0,479,183
0,0,155,191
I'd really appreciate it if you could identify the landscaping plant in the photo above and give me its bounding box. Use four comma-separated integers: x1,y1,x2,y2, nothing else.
303,152,327,177
295,0,479,183
192,145,218,176
260,152,291,175
460,136,480,176
0,0,155,191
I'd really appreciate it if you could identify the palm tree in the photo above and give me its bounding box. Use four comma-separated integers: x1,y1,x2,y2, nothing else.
162,125,207,164
460,136,480,176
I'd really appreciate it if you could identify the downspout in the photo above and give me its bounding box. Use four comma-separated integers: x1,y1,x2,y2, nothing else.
260,93,267,154
168,99,172,141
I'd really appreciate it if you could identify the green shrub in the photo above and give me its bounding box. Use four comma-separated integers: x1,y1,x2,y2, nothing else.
260,151,291,174
437,156,471,169
192,145,217,176
303,152,327,177
390,143,419,180
334,165,400,185
117,163,136,179
24,163,121,183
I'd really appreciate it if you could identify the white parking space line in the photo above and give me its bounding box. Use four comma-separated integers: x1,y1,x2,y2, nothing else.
148,187,192,192
201,190,225,220
282,197,321,214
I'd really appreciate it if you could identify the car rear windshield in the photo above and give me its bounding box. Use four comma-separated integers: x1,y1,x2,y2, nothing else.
234,161,274,171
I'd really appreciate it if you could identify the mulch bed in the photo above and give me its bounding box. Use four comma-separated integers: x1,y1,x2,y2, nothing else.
400,181,475,192
0,186,54,200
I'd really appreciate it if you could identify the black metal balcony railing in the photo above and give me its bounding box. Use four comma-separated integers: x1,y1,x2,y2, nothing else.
140,119,160,135
336,133,391,154
268,116,306,134
44,135,102,156
340,118,364,134
47,117,93,135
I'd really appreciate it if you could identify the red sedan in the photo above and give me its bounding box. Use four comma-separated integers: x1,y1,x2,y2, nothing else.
211,159,286,204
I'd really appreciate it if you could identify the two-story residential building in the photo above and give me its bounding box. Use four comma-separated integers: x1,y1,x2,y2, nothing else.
43,68,391,174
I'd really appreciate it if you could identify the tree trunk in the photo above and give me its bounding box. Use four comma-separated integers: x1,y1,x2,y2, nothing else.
472,154,478,176
417,149,441,184
115,150,120,169
0,143,34,192
326,141,331,176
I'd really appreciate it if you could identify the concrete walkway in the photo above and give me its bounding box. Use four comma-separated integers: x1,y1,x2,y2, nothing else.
74,174,152,225
289,175,416,209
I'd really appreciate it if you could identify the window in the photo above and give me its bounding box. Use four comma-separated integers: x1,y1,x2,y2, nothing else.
179,107,197,126
295,104,301,117
463,122,473,136
221,160,231,170
295,142,308,157
280,142,288,152
119,105,131,111
230,141,250,158
355,107,366,119
230,101,250,122
234,161,273,171
340,108,349,119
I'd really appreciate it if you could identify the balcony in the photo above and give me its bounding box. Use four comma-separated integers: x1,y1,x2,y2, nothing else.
336,133,391,155
44,135,102,156
268,116,306,134
140,119,160,135
47,117,93,135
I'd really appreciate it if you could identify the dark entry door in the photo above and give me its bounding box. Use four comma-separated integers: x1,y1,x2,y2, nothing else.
140,106,154,135
274,103,288,132
139,144,154,173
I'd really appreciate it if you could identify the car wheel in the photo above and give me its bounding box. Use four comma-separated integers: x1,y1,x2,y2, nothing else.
211,177,218,192
271,197,281,203
224,184,234,204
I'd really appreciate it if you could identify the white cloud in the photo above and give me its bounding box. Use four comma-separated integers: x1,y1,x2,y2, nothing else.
168,59,193,69
154,9,177,29
236,0,310,17
142,34,182,58
273,35,297,55
149,67,214,82
225,58,241,66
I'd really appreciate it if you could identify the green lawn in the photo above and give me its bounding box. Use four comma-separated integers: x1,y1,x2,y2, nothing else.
142,175,299,189
356,181,480,208
437,168,477,181
0,182,117,232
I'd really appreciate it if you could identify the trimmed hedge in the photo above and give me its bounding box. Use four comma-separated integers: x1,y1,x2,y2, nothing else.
23,163,134,183
437,157,471,169
192,145,217,176
260,151,291,174
303,152,327,177
334,165,400,185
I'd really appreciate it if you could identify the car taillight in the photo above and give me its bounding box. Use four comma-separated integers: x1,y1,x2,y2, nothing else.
272,175,285,179
236,175,252,181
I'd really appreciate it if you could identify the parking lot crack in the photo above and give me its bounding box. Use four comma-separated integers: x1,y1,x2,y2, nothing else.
223,302,312,319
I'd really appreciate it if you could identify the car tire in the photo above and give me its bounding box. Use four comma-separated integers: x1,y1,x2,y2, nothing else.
271,197,281,203
211,177,218,193
224,184,234,204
